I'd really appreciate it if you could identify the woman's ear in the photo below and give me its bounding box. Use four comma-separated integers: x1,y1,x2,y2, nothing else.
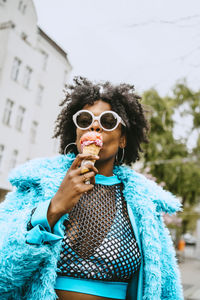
119,134,127,149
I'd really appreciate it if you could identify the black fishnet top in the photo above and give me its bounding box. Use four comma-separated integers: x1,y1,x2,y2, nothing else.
57,177,141,282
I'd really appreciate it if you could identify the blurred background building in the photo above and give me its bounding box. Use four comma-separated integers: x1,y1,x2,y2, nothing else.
0,0,72,200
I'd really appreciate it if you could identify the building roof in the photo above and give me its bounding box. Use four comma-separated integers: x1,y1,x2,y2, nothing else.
38,27,68,60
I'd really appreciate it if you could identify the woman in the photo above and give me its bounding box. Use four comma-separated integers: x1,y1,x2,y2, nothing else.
0,77,183,300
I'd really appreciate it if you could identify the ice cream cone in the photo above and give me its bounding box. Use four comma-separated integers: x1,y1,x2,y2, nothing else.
82,143,101,156
80,132,103,176
81,144,101,174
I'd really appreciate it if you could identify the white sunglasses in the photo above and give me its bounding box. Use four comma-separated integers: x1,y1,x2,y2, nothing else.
73,110,126,131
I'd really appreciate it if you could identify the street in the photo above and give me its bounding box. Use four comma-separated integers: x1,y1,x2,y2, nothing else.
179,247,200,300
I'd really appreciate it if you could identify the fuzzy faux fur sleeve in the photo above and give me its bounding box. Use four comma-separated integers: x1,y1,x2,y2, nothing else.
0,187,62,299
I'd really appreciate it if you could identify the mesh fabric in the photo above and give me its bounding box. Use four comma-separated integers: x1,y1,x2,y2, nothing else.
57,183,141,282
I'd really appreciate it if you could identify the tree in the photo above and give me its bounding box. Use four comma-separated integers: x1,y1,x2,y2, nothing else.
141,82,200,232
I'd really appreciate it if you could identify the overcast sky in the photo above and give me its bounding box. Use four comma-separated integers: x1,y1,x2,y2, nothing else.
33,0,200,96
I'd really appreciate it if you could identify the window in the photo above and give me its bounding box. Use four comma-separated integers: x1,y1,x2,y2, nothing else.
23,66,32,89
36,85,44,105
16,106,26,131
22,4,26,14
11,57,21,81
18,0,23,10
0,145,5,169
41,51,48,70
2,99,14,126
18,1,26,14
21,32,28,41
30,121,38,143
10,149,18,169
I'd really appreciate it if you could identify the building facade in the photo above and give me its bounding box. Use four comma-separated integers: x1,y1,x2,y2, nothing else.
0,0,72,199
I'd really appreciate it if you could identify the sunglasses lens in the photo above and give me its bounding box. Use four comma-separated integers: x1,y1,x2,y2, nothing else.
76,111,93,129
101,112,118,130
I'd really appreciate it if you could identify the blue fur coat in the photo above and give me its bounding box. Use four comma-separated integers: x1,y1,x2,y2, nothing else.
0,154,183,299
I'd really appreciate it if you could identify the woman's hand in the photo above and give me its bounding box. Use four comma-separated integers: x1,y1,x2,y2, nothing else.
47,154,99,228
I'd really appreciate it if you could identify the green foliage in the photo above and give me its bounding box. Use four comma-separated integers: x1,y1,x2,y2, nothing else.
141,81,200,232
180,207,200,233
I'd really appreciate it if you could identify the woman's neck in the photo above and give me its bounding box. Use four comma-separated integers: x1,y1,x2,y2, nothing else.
95,158,115,177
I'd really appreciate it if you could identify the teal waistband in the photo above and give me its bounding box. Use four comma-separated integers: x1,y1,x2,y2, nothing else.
55,276,128,299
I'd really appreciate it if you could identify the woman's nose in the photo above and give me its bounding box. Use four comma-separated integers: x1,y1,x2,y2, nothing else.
89,120,102,132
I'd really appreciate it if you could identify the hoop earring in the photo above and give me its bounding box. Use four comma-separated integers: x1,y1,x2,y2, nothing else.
64,142,77,155
115,147,125,164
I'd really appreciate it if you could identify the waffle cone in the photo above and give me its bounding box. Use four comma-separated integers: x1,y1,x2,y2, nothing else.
81,144,101,174
82,143,101,156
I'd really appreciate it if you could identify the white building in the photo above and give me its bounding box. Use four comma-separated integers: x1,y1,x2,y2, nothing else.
0,0,72,200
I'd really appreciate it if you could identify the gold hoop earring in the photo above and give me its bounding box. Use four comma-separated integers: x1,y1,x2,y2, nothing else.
115,148,125,164
64,142,77,155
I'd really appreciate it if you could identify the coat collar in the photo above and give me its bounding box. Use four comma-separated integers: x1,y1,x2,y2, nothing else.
114,165,182,214
9,154,182,214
